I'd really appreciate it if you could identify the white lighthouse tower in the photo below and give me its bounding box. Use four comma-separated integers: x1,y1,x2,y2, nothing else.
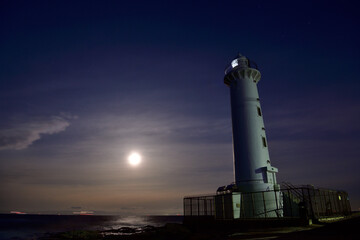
184,54,350,220
223,54,281,217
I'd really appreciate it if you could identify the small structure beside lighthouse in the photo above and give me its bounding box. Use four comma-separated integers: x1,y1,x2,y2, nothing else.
183,54,351,222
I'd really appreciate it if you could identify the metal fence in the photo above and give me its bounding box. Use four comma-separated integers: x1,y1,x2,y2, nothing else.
183,195,215,217
282,185,351,219
183,185,351,220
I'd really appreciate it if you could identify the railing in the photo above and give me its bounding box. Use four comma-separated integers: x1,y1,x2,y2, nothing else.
183,195,215,217
184,185,351,220
184,190,282,219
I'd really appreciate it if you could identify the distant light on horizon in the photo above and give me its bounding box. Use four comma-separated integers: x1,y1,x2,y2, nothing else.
10,211,27,214
128,152,142,167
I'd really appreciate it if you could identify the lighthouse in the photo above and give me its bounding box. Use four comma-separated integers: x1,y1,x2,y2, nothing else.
223,54,280,217
183,54,351,221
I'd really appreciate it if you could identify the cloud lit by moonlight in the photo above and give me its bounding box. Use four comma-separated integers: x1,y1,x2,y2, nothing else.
128,152,142,167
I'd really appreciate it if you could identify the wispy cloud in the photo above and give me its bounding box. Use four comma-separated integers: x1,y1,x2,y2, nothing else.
0,113,77,151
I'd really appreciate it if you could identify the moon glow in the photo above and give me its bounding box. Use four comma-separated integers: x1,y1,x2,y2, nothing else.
128,152,142,166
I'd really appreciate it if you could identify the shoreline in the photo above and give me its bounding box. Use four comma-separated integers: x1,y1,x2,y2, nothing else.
41,213,360,240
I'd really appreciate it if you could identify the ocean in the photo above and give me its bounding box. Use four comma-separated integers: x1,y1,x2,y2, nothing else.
0,214,184,239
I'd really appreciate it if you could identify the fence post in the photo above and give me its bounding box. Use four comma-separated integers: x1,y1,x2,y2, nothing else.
274,190,279,217
313,189,319,219
301,188,305,203
251,193,255,217
190,198,192,216
204,198,207,216
307,187,315,219
212,198,216,217
328,191,333,216
320,190,325,217
341,193,347,215
241,193,244,218
288,190,292,217
198,197,200,216
183,198,185,216
262,191,267,218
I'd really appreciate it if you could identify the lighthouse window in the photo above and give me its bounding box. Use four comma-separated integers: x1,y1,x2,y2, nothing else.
257,107,262,116
262,137,267,147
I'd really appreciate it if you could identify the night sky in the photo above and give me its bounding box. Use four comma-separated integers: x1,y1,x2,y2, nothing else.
1,0,359,215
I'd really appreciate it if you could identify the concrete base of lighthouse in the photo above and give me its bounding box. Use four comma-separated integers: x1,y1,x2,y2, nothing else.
215,187,283,219
216,164,282,219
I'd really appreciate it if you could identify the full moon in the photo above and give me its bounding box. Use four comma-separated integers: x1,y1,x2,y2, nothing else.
128,152,142,166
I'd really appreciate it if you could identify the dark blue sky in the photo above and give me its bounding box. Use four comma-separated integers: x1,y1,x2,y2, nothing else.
0,0,359,214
